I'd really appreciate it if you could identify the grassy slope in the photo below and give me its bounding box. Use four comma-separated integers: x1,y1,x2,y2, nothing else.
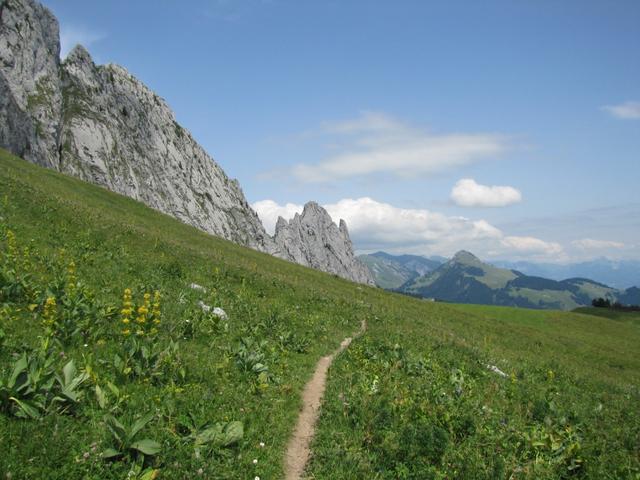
0,149,639,479
0,149,374,479
574,307,640,326
309,303,640,479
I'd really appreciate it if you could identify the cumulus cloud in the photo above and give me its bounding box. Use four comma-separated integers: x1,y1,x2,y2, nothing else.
501,236,563,256
450,178,522,207
602,101,640,120
252,197,564,260
291,112,509,183
251,199,303,234
572,238,625,250
60,25,106,59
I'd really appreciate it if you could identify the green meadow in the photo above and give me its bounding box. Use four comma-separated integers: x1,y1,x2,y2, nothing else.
0,149,638,479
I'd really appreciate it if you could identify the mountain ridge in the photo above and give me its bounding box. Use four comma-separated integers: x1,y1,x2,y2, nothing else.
400,249,637,310
0,0,372,284
357,252,442,289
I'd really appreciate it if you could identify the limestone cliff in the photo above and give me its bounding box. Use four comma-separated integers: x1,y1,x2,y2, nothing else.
274,202,375,285
0,0,374,285
0,0,272,251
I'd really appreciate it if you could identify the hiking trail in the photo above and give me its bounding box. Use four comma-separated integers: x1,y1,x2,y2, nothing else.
284,319,367,480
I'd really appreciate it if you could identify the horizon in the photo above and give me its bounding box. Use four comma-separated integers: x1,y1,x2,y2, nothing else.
41,0,640,264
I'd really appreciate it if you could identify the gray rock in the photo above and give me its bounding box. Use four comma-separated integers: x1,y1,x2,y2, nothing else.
197,300,211,313
190,283,207,292
273,202,375,285
0,0,374,285
0,0,62,168
0,0,273,252
212,307,228,320
487,364,508,378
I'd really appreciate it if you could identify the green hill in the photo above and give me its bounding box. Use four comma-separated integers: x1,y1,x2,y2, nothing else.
401,251,621,310
1,149,639,479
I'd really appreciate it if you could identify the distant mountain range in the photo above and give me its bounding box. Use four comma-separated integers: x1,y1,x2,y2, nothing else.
493,258,640,290
360,251,639,310
357,252,443,289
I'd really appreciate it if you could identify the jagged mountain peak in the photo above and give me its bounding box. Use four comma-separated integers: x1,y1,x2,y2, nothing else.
274,202,374,285
302,201,323,214
64,44,92,65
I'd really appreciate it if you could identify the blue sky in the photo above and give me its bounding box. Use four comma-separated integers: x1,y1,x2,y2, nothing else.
42,0,640,262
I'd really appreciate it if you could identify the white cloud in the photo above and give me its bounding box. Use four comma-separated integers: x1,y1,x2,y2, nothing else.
60,25,106,59
602,101,640,120
572,238,625,250
450,178,522,207
501,236,563,256
291,112,509,183
251,199,303,235
253,196,565,261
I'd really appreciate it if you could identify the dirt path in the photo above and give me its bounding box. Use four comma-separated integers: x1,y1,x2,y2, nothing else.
284,319,367,480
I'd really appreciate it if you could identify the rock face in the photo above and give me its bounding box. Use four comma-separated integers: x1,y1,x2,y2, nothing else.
0,0,374,285
0,0,272,251
274,202,375,285
0,0,62,169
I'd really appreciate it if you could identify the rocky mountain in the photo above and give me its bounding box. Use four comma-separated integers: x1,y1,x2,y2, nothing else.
494,258,640,290
358,252,442,289
274,202,375,285
0,0,271,251
400,250,636,310
0,0,372,285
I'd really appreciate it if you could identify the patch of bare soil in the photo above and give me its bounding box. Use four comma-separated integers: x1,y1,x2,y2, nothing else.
284,320,366,480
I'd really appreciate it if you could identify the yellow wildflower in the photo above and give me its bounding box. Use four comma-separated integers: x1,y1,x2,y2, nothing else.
67,261,77,292
120,288,134,332
6,230,17,259
43,296,57,329
122,329,131,336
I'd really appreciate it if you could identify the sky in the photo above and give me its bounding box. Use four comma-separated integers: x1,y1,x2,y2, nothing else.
42,0,640,263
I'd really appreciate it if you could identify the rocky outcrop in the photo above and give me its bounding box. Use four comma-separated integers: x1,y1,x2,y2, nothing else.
56,45,273,250
273,202,375,285
0,0,62,169
0,0,272,251
0,0,374,285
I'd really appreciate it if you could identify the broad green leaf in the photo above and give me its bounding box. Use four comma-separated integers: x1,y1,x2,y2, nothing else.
104,415,127,444
130,413,154,440
222,421,244,446
8,353,28,388
130,439,161,456
195,424,224,445
139,468,160,480
252,363,268,373
62,359,76,385
101,448,121,459
95,385,107,409
106,381,120,397
10,397,41,419
195,421,243,447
